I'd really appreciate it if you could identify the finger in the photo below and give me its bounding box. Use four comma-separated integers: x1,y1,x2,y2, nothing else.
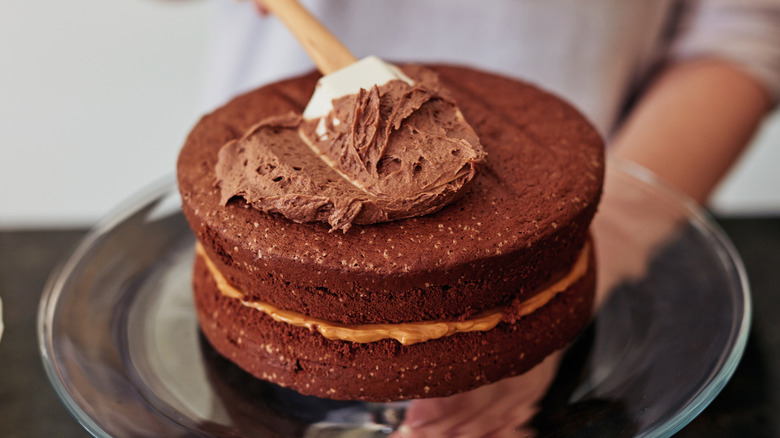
253,0,270,15
401,352,562,436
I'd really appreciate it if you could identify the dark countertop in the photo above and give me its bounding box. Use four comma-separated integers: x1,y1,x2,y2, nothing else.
0,217,778,437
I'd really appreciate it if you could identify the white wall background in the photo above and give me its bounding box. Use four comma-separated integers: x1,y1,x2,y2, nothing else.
0,0,212,228
1,0,779,228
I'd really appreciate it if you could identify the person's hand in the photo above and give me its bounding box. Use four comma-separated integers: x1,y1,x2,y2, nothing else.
253,0,269,15
392,352,562,438
592,157,689,307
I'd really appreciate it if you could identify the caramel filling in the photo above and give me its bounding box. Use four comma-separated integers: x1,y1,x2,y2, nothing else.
196,242,589,346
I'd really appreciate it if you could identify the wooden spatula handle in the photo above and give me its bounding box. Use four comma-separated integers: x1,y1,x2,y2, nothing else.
258,0,357,74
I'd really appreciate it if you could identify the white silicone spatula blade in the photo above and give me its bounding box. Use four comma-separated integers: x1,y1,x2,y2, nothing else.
257,0,414,118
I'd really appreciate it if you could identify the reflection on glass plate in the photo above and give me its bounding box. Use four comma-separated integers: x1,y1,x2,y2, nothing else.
38,161,750,437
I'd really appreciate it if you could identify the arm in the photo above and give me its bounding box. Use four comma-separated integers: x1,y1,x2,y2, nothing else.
610,58,772,204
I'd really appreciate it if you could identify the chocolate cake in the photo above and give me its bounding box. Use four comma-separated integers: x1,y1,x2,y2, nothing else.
177,64,604,401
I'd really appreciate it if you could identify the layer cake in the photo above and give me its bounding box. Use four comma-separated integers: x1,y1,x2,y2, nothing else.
177,64,604,401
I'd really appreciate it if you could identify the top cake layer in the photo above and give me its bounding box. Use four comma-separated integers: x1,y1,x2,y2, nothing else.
177,65,604,324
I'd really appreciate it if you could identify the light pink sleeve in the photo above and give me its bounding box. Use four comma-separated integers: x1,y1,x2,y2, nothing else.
670,0,780,102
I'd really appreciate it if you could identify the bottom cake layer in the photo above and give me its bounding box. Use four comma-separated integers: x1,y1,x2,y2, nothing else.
192,244,596,402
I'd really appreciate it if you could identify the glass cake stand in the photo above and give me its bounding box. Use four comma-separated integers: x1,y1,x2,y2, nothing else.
38,159,750,437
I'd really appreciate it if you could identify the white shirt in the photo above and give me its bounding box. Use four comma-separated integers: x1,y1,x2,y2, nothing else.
201,0,780,136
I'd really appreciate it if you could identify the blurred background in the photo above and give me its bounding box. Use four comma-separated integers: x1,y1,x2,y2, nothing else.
1,0,779,228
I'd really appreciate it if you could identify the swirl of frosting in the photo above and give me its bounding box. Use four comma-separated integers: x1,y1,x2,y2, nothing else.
216,65,486,232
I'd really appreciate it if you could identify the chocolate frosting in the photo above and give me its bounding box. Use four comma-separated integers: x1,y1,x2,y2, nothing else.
216,65,485,231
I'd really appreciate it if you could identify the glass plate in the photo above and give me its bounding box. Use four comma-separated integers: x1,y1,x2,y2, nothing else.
38,160,750,437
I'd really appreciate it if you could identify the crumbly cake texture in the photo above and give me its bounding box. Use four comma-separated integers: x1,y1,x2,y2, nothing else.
193,247,595,401
177,64,604,401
